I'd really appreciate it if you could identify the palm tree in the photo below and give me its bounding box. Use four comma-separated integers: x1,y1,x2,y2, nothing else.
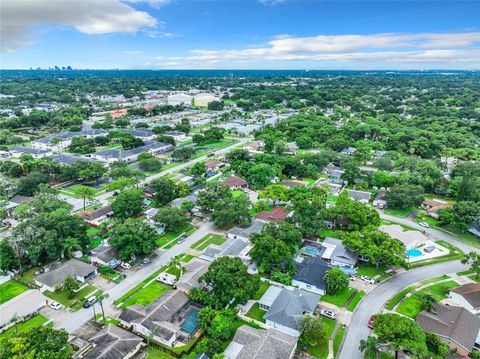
9,313,19,333
97,292,109,323
359,336,380,359
73,186,97,211
92,302,97,321
62,237,81,258
169,255,183,278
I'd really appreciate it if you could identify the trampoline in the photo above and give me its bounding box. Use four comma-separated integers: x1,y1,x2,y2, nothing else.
180,309,200,334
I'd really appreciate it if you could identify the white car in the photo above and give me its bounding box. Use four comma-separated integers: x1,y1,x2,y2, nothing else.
320,309,336,320
49,301,62,310
361,275,375,284
121,262,132,270
419,222,430,228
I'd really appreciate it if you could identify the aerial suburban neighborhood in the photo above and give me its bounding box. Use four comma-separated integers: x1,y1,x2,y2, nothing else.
1,1,480,359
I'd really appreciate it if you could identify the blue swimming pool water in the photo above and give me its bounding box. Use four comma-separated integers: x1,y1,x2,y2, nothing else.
180,309,200,334
302,247,321,256
406,249,422,257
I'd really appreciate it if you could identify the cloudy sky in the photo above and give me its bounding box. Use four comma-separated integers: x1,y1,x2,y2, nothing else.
1,0,479,69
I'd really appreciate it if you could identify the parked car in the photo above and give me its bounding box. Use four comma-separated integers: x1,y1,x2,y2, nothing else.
361,275,375,284
83,296,97,309
419,222,430,228
140,258,150,265
121,262,132,270
177,236,186,244
368,315,375,329
320,309,336,320
49,301,62,310
349,274,356,281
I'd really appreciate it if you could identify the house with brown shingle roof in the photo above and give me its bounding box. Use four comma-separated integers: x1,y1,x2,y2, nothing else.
223,176,248,189
449,283,480,314
416,304,480,356
255,207,289,223
78,205,114,226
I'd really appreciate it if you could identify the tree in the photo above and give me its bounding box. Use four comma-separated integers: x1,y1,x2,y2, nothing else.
109,218,158,260
73,185,97,211
250,234,294,275
198,308,235,340
63,275,80,299
197,257,260,308
259,184,288,205
290,188,327,236
385,184,425,209
208,100,225,111
328,191,380,231
211,193,251,229
419,293,435,312
0,240,18,272
462,251,480,279
139,157,162,172
299,315,325,347
155,206,189,231
156,134,176,146
325,268,349,295
359,336,381,359
425,332,449,357
16,171,50,196
343,231,407,269
191,161,207,176
150,177,188,206
373,313,428,359
450,201,480,231
97,292,109,323
172,147,195,161
259,221,303,252
245,163,276,190
198,183,231,212
111,189,144,220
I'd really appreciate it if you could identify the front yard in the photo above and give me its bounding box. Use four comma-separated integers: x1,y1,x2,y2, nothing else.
121,281,171,308
0,315,51,339
321,287,356,307
0,280,29,305
156,224,196,248
191,233,226,251
300,318,336,359
44,283,97,309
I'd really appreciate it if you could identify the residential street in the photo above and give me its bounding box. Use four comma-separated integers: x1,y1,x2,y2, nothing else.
56,221,216,333
338,213,478,359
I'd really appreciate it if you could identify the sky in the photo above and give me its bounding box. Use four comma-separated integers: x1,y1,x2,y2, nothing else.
1,0,479,70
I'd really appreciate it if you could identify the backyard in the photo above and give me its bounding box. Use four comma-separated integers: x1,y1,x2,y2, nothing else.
191,233,226,251
245,303,266,323
0,280,29,305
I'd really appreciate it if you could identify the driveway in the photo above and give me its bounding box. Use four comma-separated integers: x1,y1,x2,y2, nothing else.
55,221,216,333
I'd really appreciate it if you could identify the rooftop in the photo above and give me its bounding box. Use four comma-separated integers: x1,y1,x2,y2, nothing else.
83,325,143,359
36,259,96,288
255,207,288,222
227,220,267,238
293,257,331,292
450,283,480,308
223,176,248,187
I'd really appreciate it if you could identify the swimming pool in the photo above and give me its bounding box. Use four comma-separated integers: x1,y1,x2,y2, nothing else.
302,247,321,256
406,249,422,257
180,309,200,334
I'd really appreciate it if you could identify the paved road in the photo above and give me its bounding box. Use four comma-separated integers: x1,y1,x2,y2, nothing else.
57,221,215,333
338,214,478,359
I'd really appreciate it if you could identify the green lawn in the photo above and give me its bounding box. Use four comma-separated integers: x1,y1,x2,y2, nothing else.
89,236,103,249
231,189,244,198
321,287,356,307
191,233,226,250
385,285,416,310
121,281,171,308
356,262,389,280
254,282,271,300
19,267,41,284
44,284,97,309
0,315,51,339
396,280,459,318
468,274,480,282
86,227,100,237
245,303,266,323
384,207,415,217
439,224,480,248
333,325,346,357
319,228,345,239
302,177,317,185
0,280,29,305
165,266,181,278
156,224,195,248
178,254,196,263
346,290,365,311
146,347,176,359
301,318,336,359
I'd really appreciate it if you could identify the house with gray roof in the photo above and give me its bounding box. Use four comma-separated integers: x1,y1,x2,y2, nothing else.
50,154,97,166
258,286,320,336
119,289,202,347
31,132,77,151
199,236,252,263
224,325,297,359
321,237,358,268
83,325,144,359
10,146,51,159
227,220,266,242
416,303,480,356
175,258,210,293
347,189,372,204
449,283,480,314
292,257,331,295
91,141,172,163
36,259,97,292
90,246,119,267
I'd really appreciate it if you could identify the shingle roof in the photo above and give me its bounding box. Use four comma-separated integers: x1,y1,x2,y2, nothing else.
450,283,480,308
11,146,49,155
227,220,266,238
175,258,210,293
347,190,372,202
200,237,250,261
293,257,331,292
36,259,96,288
263,288,320,332
50,154,96,165
91,246,119,263
255,207,288,222
224,325,297,359
83,325,143,359
78,205,113,221
416,304,480,352
223,176,248,187
322,237,358,266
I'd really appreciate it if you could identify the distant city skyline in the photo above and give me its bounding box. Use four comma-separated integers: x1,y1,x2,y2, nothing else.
1,0,479,70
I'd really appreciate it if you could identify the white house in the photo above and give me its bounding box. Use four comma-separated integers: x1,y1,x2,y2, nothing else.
165,131,187,141
10,146,52,159
449,283,480,314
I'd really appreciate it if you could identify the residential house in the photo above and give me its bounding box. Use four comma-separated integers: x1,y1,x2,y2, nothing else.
255,207,289,223
169,193,198,208
449,283,480,314
175,258,211,293
199,236,252,263
129,128,156,141
347,190,372,204
244,141,264,153
340,147,356,156
205,160,223,173
321,237,359,268
235,124,262,136
281,179,308,189
165,131,187,141
0,290,47,331
416,304,480,356
222,176,248,189
258,286,320,336
469,222,480,238
227,220,266,242
422,199,454,219
31,132,76,152
373,191,387,208
292,257,331,295
50,154,97,166
379,224,427,250
285,142,298,155
82,325,144,359
90,246,119,267
119,290,202,347
91,142,171,163
10,146,51,158
5,195,32,217
224,325,297,359
36,259,97,292
78,205,114,226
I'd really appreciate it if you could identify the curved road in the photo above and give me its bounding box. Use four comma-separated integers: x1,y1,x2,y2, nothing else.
338,213,479,359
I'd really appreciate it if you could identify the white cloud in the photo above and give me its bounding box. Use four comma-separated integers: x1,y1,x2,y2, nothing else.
164,32,480,68
124,50,142,55
1,0,157,52
125,0,170,9
258,0,286,6
147,31,180,38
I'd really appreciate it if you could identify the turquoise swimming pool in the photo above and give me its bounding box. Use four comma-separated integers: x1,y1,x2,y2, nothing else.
180,309,200,334
302,247,321,256
406,249,422,257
